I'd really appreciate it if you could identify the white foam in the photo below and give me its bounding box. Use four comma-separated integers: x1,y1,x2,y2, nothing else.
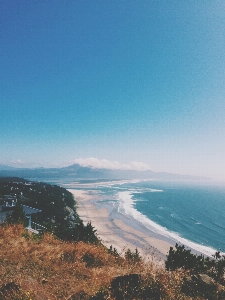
117,191,218,257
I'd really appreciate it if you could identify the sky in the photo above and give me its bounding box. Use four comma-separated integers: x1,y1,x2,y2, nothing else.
1,0,225,181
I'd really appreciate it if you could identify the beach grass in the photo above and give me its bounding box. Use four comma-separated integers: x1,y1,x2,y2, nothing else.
1,224,221,299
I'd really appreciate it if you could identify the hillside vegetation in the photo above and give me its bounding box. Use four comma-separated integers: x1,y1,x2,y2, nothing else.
1,178,225,299
0,178,97,243
0,224,159,299
0,177,77,225
1,225,225,299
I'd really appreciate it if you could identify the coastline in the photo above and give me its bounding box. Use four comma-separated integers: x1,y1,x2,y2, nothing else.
68,187,173,262
66,179,220,262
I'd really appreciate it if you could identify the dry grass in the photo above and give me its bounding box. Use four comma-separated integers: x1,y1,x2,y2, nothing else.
0,225,136,299
0,225,218,299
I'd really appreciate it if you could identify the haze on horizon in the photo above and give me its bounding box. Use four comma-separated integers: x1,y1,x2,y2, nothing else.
1,1,225,182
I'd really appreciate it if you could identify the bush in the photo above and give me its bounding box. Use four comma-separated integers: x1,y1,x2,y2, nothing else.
108,245,119,257
82,252,103,268
141,279,161,300
125,248,141,263
54,220,99,244
165,243,205,272
166,244,225,289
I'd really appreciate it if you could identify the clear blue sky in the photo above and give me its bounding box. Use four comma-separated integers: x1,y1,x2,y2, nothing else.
1,0,225,181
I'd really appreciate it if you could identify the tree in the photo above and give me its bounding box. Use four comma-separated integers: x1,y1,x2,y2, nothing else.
72,221,98,243
6,203,27,226
125,248,141,263
165,243,205,271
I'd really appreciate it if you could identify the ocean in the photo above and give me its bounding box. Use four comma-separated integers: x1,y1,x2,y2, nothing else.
70,179,225,257
47,177,225,257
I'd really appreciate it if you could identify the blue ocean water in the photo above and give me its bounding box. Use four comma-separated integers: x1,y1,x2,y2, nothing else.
57,178,225,256
132,181,225,252
90,180,225,255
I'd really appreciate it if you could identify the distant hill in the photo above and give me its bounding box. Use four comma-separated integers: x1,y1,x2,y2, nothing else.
0,163,211,181
0,164,16,171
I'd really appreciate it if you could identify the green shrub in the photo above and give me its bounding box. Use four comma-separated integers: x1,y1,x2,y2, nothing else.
165,243,205,272
125,248,141,263
108,245,119,257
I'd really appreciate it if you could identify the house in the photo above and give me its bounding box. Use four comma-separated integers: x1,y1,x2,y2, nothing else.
0,194,45,233
21,204,42,233
1,194,17,211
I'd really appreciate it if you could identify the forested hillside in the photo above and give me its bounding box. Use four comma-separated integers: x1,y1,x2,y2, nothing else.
0,177,98,243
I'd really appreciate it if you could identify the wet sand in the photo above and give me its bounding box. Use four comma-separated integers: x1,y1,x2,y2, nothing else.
68,187,173,263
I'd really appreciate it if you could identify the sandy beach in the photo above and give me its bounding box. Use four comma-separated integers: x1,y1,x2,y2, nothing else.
68,186,174,262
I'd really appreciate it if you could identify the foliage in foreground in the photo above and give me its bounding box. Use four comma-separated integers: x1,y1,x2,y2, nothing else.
165,243,225,299
166,243,225,282
1,225,225,299
2,178,225,299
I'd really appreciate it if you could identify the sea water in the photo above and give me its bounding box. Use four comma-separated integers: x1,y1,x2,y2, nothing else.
54,178,225,257
85,180,225,256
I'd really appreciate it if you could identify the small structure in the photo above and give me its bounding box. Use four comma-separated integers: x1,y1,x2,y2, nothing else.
1,195,17,211
22,205,43,233
0,194,18,224
0,195,45,234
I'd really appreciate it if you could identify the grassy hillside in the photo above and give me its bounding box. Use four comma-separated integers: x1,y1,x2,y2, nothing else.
1,225,225,299
1,178,225,299
0,224,156,299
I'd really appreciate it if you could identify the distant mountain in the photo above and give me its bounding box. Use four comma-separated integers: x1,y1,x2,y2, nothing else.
0,164,16,171
0,163,211,181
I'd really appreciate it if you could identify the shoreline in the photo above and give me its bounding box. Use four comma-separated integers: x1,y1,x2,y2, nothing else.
68,187,173,262
66,179,219,262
